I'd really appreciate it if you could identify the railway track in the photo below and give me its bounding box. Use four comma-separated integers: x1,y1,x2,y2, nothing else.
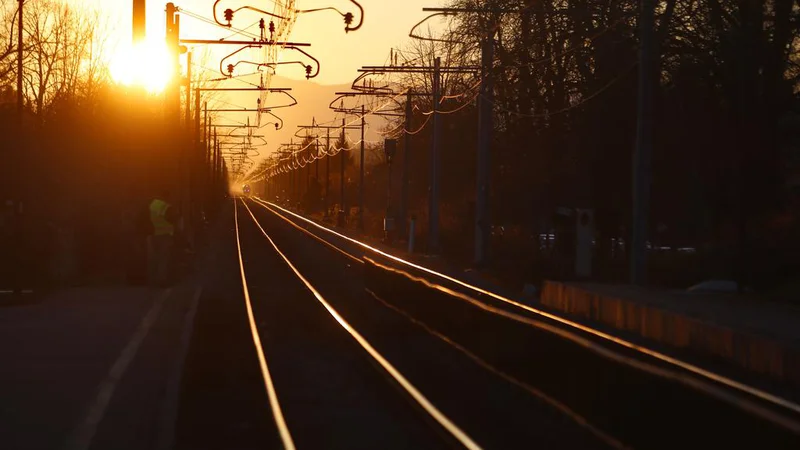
244,197,800,449
233,199,480,449
177,198,800,449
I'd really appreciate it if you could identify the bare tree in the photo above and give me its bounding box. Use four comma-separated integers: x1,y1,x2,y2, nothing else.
0,0,20,98
22,0,109,119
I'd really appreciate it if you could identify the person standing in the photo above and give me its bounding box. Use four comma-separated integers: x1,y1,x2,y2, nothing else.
148,189,176,287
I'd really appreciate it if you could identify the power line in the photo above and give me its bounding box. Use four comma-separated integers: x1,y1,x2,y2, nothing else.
484,62,637,119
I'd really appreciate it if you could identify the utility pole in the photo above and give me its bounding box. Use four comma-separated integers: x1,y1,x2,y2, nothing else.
315,138,320,181
213,127,218,194
9,0,24,295
359,104,366,231
354,62,476,249
298,149,303,205
195,89,201,151
277,142,307,208
183,50,192,236
296,147,301,206
17,0,23,125
290,152,295,206
165,2,184,221
165,3,181,127
213,127,217,192
401,90,412,236
631,0,656,285
286,162,289,203
340,118,346,226
475,34,494,267
429,56,442,253
415,6,521,261
185,51,192,127
325,129,330,216
332,87,426,238
218,136,222,197
132,0,146,43
204,101,209,209
194,86,200,225
305,136,310,193
296,122,360,217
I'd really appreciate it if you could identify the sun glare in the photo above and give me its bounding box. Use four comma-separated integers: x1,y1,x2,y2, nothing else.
110,39,173,93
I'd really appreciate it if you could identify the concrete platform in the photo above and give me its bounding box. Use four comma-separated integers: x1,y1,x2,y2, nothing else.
540,281,800,385
0,285,200,450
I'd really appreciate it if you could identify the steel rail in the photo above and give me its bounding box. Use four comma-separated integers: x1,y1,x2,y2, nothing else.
233,201,296,450
241,201,483,450
250,199,800,424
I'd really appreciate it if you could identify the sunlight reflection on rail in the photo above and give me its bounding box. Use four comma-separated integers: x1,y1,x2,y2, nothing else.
249,198,800,419
234,200,297,450
242,201,484,450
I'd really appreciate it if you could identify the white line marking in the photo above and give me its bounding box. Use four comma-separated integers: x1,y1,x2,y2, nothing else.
242,201,483,450
156,286,203,450
253,199,800,418
234,200,296,450
66,288,172,450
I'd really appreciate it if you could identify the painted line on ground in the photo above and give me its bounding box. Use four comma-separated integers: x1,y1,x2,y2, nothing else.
66,288,172,450
156,285,203,450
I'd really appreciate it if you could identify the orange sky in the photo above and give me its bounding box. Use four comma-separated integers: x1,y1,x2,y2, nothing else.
74,0,447,85
69,0,450,174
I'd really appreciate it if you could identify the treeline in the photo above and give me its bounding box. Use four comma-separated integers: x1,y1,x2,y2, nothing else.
0,0,215,285
358,0,800,288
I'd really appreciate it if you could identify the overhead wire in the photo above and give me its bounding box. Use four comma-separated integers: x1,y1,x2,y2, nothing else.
179,8,263,41
254,4,629,182
488,61,638,119
247,88,413,182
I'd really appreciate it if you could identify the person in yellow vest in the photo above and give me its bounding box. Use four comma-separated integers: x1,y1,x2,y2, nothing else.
148,189,176,287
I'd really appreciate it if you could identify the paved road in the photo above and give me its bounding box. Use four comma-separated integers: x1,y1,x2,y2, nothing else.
0,284,200,450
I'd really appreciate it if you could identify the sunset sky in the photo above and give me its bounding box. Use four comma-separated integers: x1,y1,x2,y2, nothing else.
74,0,447,85
65,0,450,170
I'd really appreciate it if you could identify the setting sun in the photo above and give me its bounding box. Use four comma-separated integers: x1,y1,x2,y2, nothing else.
109,39,173,93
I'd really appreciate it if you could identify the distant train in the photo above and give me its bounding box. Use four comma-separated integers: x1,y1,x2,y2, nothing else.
242,184,251,196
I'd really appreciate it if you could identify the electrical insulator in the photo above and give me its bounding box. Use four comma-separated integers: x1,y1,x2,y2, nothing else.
269,21,275,35
227,64,234,75
305,65,312,79
344,12,354,26
259,18,265,30
224,8,234,24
